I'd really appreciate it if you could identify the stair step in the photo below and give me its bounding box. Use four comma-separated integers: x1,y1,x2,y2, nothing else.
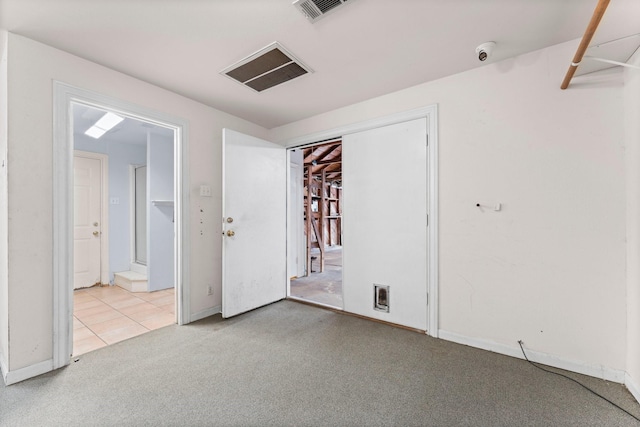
114,271,148,293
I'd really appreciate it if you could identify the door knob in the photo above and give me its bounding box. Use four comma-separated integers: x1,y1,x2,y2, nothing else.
226,230,235,237
93,231,99,236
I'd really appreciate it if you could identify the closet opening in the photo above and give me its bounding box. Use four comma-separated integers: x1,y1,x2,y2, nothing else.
288,140,343,309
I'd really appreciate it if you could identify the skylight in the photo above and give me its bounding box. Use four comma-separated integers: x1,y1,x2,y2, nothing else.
85,112,124,139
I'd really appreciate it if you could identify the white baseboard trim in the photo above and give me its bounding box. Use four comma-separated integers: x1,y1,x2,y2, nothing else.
625,373,640,405
2,359,53,385
0,354,8,385
190,305,221,323
438,330,626,383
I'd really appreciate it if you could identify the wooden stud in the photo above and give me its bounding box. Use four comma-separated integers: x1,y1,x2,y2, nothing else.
319,169,326,272
305,166,312,277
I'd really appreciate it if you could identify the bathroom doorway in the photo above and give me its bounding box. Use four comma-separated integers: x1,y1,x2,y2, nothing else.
71,102,177,355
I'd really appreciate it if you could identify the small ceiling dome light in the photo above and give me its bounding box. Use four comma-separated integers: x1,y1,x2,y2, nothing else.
476,41,496,62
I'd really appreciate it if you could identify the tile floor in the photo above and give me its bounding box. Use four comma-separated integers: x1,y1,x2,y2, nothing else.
73,285,175,356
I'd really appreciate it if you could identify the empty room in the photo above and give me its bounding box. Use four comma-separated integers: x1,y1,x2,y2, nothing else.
1,0,640,425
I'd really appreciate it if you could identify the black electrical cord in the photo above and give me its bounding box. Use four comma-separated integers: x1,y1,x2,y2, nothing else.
517,340,640,423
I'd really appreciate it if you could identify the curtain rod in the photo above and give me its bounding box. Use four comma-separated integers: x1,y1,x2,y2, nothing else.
560,0,610,90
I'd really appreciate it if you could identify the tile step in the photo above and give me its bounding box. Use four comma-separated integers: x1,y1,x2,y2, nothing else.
114,271,148,293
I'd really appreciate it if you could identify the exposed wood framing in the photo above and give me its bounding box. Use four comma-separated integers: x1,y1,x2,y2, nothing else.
305,165,313,275
303,141,342,276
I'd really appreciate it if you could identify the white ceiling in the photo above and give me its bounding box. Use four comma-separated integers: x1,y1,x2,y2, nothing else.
2,0,640,129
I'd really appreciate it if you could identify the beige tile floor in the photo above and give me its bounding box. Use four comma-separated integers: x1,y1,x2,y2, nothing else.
73,285,175,356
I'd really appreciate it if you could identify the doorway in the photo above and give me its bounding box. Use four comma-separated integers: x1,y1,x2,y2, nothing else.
134,165,147,266
71,102,177,355
222,105,438,335
288,140,343,309
52,82,190,370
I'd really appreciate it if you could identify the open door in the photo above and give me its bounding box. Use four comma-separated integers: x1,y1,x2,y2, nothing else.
222,129,287,318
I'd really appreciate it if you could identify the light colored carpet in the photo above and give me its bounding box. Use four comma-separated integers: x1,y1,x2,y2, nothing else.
1,300,639,426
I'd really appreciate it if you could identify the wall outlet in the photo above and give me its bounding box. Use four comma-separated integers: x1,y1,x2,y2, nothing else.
207,286,213,296
200,185,212,197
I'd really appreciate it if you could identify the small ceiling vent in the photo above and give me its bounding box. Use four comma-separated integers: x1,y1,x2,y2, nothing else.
220,42,313,93
293,0,352,23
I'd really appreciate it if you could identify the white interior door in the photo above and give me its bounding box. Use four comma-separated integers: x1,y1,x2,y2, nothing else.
222,128,287,318
342,118,428,330
74,155,102,289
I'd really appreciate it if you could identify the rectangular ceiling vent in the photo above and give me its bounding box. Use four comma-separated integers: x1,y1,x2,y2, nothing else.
293,0,352,23
220,42,313,93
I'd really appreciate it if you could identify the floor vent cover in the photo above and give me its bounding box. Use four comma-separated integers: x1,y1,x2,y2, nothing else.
221,42,312,92
293,0,352,23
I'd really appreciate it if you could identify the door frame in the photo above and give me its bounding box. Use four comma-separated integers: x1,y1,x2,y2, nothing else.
73,150,110,286
53,82,191,369
288,159,305,279
284,105,439,337
129,163,147,269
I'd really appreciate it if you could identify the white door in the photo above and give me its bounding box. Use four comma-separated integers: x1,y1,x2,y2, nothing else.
342,118,428,330
74,155,102,289
222,129,287,318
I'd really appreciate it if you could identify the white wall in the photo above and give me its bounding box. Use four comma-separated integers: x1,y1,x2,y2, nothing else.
2,28,633,388
625,47,640,399
4,32,268,373
74,133,147,282
342,119,428,330
148,132,174,291
269,39,627,376
0,30,9,375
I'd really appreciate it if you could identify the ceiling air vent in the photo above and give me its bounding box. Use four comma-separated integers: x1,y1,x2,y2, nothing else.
293,0,352,23
220,42,313,92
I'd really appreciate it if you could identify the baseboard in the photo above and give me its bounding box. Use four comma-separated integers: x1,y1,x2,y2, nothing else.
190,305,221,323
625,373,640,405
438,330,626,383
0,353,8,385
2,359,53,385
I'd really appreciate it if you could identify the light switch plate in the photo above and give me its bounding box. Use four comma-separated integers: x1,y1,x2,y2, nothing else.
200,185,212,197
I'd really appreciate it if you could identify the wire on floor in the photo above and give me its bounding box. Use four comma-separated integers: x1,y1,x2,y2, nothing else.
517,340,640,423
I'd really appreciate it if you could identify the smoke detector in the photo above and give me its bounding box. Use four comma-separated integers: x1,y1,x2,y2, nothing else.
293,0,353,23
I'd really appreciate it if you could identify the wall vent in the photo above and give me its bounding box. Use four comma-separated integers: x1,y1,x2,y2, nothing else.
220,42,313,93
293,0,352,23
374,285,389,313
